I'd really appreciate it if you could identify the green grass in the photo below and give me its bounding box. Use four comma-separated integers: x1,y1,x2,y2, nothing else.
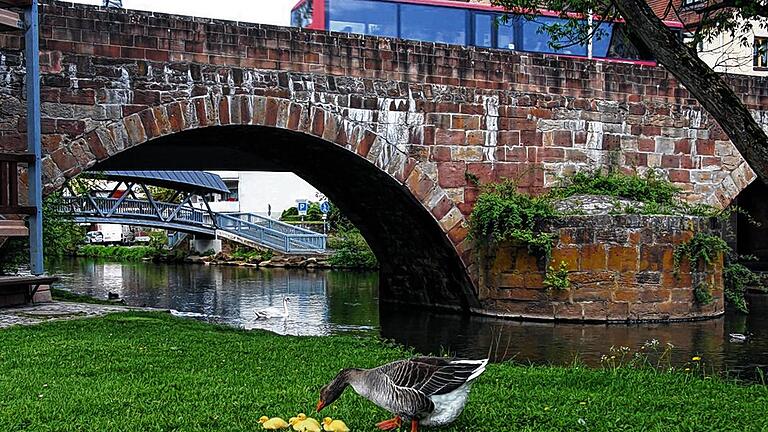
77,245,156,261
0,312,766,431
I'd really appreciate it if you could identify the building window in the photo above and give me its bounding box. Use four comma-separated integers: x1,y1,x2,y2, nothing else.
681,0,704,8
755,37,768,68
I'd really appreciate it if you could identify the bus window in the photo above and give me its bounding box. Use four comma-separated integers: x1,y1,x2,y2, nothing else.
400,4,467,45
592,21,612,58
496,15,517,50
522,17,588,56
602,23,653,60
291,0,313,28
474,14,493,48
328,0,398,37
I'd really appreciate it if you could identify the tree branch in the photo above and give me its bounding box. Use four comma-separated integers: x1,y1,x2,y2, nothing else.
614,0,768,184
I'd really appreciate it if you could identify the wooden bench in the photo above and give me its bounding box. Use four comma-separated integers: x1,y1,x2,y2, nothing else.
0,275,59,306
0,219,27,237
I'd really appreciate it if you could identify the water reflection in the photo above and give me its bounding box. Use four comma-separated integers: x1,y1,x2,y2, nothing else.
50,259,767,380
52,259,378,336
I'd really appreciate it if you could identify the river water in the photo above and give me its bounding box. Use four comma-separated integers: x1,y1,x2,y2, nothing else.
49,258,768,381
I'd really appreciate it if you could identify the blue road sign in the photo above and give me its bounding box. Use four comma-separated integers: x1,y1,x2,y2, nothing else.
320,201,331,214
297,200,309,216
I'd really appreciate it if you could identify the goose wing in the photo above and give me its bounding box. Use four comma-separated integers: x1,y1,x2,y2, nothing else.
379,357,488,397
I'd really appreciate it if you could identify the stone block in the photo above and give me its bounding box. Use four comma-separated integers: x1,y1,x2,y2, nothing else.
607,245,638,272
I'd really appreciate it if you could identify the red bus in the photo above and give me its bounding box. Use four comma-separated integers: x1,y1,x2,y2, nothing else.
290,0,683,64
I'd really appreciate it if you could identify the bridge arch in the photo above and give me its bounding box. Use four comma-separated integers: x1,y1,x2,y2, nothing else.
50,96,479,310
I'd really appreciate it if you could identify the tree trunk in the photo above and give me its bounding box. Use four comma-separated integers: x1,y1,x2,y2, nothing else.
613,0,768,185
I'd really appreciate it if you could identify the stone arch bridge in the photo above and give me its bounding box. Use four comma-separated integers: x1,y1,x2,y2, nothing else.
0,0,764,313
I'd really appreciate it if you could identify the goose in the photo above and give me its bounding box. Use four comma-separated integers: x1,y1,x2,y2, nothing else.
254,297,291,319
317,356,488,432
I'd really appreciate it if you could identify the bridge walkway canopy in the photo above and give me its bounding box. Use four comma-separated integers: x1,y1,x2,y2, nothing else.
78,170,230,195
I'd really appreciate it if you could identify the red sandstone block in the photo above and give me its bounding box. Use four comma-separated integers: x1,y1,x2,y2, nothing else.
466,162,494,184
538,147,564,162
499,273,525,289
92,44,119,58
497,131,520,146
638,289,671,303
120,46,145,59
423,126,435,146
448,223,468,245
357,131,376,158
265,98,279,127
287,103,302,131
430,146,452,162
607,245,638,272
55,120,85,136
702,156,721,167
59,89,95,105
602,134,620,150
146,49,169,62
638,138,655,152
614,290,639,303
406,170,436,203
661,154,680,168
580,244,607,271
437,162,467,188
219,97,230,125
435,129,465,145
668,169,690,183
640,125,661,136
674,138,691,154
520,131,542,146
696,139,715,155
430,195,454,221
167,103,185,133
552,130,573,147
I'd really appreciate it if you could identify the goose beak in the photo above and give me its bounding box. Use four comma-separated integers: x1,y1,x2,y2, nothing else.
316,400,325,412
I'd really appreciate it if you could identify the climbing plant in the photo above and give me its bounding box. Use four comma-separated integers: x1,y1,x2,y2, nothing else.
673,233,763,312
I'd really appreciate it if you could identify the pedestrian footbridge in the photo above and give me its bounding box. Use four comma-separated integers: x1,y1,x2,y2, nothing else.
57,171,326,254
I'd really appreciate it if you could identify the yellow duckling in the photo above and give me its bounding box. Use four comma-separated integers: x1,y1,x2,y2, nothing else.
290,414,321,432
259,416,289,430
322,417,349,432
290,414,307,431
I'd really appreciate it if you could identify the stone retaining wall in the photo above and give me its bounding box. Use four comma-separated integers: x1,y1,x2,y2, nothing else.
478,214,724,322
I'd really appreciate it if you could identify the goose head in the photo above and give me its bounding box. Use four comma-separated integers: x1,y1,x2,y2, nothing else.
317,369,354,411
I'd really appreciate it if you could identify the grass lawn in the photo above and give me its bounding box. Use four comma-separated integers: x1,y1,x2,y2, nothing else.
0,312,766,431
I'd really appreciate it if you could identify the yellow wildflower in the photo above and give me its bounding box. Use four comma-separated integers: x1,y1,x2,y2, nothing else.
692,356,701,361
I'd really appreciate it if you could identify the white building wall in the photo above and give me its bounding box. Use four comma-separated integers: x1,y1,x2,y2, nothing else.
696,18,768,76
209,172,320,217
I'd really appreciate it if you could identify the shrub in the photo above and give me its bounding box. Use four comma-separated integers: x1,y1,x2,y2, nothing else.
328,229,378,269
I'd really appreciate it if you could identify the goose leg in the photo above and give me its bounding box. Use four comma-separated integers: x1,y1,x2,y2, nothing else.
375,416,402,430
410,419,419,432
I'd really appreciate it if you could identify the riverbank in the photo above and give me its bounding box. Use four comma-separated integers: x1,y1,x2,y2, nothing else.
0,312,765,431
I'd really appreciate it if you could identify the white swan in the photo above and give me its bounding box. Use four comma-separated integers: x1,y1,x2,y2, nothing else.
254,296,291,319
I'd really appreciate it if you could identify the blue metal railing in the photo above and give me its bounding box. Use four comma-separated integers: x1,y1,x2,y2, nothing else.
168,231,189,249
58,197,326,254
216,213,326,253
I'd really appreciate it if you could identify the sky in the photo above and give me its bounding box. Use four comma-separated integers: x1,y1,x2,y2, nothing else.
70,0,297,26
